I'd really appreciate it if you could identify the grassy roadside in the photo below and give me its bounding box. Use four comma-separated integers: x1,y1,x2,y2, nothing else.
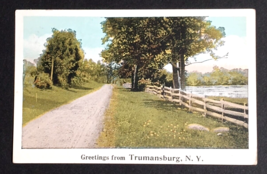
23,75,104,126
97,86,248,148
97,85,117,148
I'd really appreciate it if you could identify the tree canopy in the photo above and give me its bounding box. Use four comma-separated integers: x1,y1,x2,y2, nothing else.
101,17,167,90
38,28,84,87
159,17,225,89
101,17,225,90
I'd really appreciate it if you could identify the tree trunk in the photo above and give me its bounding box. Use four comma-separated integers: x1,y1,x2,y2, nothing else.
177,62,181,89
133,64,139,91
50,57,54,81
131,70,134,90
180,53,186,90
172,61,179,89
106,73,109,83
180,22,186,90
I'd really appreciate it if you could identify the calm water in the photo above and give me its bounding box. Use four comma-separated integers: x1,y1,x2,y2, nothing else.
185,85,248,98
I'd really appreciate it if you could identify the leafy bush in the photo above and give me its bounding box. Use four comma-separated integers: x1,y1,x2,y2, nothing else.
138,78,151,91
95,76,107,83
57,75,69,88
115,78,131,86
70,75,89,87
151,81,161,87
34,73,53,89
25,66,38,77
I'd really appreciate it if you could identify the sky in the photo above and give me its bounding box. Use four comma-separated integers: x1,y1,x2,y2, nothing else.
23,16,248,73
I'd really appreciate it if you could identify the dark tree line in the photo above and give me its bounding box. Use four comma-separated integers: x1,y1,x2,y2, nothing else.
186,66,248,86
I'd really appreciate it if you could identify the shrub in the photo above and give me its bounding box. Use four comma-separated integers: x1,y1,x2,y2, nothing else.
151,81,161,87
25,66,38,77
34,73,53,89
116,79,130,86
138,78,151,91
71,76,85,87
57,75,68,89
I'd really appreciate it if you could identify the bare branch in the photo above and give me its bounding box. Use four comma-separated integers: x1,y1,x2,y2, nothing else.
185,52,229,66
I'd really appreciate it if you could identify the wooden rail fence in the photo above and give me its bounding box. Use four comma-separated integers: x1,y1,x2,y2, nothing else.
145,85,248,128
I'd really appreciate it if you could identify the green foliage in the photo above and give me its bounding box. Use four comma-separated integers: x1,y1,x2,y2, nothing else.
210,66,230,85
186,71,202,86
136,69,173,90
101,17,168,90
149,69,173,87
161,17,225,89
34,72,53,89
77,59,116,85
228,71,248,85
25,65,38,77
114,78,132,87
38,28,84,87
138,78,152,91
202,75,213,86
101,17,225,90
186,66,248,86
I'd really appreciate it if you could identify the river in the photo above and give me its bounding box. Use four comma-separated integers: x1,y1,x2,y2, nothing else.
185,85,248,98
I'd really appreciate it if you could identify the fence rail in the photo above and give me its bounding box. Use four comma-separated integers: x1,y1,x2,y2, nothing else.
145,85,248,128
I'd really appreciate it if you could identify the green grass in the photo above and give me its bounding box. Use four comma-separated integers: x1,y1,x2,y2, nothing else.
23,75,104,126
98,86,248,149
97,85,117,148
208,96,248,105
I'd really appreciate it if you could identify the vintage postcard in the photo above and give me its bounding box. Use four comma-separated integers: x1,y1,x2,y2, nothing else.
14,9,256,164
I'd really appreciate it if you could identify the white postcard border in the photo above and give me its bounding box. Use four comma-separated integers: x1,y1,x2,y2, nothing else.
14,9,257,164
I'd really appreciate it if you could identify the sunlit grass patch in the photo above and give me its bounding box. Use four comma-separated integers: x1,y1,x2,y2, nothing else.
208,96,248,105
102,86,248,149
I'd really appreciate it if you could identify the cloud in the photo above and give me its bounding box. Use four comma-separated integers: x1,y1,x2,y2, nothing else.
23,34,51,61
83,47,105,63
164,35,249,73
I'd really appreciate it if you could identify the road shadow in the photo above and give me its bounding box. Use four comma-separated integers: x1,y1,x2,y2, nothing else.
23,96,65,112
142,98,182,112
65,88,77,93
121,88,144,92
71,86,93,90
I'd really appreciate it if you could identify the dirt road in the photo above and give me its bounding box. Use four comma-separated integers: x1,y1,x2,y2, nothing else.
22,84,113,149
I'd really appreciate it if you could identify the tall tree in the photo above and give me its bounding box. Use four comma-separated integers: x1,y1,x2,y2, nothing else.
38,28,84,87
160,17,225,89
101,17,167,90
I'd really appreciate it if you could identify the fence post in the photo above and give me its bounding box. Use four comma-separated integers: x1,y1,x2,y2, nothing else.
162,86,164,98
220,98,224,122
170,86,173,101
203,95,206,117
244,103,246,124
179,89,182,105
189,92,192,112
